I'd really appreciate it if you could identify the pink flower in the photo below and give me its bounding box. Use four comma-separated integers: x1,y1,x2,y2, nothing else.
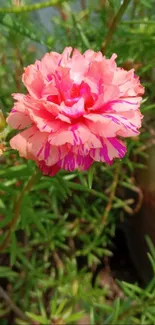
7,47,144,176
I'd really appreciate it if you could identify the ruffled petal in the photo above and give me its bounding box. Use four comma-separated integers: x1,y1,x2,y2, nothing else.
58,151,93,171
49,124,91,146
38,161,60,176
60,98,85,118
10,126,48,160
7,111,31,130
90,137,126,164
22,61,45,99
84,112,140,138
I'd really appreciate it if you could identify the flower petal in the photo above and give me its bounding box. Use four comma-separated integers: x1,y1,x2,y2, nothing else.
38,161,60,176
90,137,126,164
7,111,31,130
58,151,93,171
10,126,49,160
49,124,90,146
22,61,45,99
60,98,85,118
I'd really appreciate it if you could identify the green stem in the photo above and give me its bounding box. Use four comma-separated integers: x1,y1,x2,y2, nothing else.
122,20,155,24
117,296,155,322
0,169,42,252
72,14,90,49
0,286,30,322
101,0,131,54
102,164,120,225
0,15,49,47
0,0,63,14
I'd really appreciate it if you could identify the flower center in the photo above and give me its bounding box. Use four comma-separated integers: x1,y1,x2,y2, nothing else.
64,82,96,110
47,76,98,112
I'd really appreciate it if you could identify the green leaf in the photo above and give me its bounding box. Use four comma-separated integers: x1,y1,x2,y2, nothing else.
87,165,94,189
10,233,18,266
50,296,58,315
146,235,155,261
67,311,84,323
26,312,50,325
142,103,155,113
55,299,67,316
112,298,120,323
0,213,12,228
141,0,153,8
0,266,17,279
20,195,46,235
0,164,31,178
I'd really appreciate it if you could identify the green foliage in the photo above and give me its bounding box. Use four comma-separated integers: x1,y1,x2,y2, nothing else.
0,0,155,324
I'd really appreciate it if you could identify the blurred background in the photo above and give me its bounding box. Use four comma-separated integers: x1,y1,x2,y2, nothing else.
0,0,155,324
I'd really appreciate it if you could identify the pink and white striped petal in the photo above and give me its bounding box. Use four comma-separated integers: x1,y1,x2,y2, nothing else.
58,151,93,171
49,124,91,146
90,137,126,164
10,126,48,160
